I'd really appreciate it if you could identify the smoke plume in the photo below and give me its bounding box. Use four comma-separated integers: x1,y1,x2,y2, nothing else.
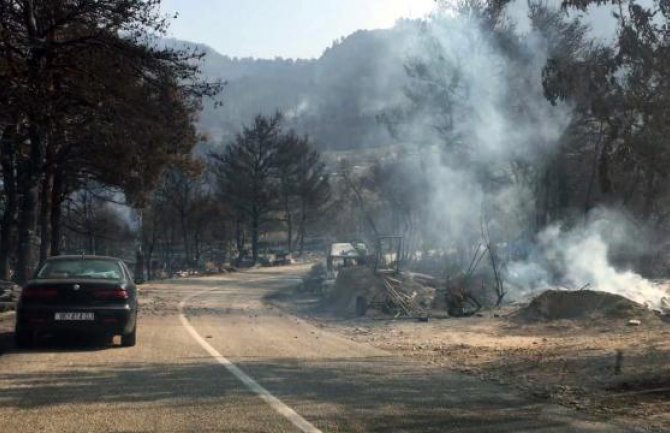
385,2,670,309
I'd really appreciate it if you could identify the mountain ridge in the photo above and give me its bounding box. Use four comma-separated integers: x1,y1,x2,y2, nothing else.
172,21,422,152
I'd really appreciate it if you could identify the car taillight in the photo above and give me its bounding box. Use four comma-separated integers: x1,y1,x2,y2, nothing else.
92,288,129,300
21,287,59,302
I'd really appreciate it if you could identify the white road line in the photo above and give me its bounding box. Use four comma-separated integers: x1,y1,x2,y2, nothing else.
178,278,323,433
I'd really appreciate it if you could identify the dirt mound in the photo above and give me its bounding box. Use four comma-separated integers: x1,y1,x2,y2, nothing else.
519,290,655,322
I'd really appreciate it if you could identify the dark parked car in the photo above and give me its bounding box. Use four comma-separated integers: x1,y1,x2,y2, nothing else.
15,255,139,348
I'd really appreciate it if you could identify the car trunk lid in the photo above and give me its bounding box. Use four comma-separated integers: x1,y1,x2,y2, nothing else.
21,279,128,305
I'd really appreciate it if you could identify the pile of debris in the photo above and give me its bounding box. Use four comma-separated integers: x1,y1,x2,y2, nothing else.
375,271,432,317
300,262,329,294
325,266,435,318
518,289,657,322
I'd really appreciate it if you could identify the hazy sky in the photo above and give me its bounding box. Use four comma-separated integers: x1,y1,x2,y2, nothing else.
160,0,436,59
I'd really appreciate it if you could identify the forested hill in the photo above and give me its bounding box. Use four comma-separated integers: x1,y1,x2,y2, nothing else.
166,20,418,152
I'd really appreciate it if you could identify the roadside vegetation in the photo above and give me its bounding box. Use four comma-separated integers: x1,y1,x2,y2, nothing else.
0,0,221,282
2,1,670,430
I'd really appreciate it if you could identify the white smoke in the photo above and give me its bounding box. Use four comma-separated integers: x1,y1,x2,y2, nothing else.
385,3,669,310
393,6,568,247
507,210,670,310
285,98,311,120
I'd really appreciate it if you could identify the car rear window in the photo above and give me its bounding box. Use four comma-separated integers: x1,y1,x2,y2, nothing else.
36,259,123,280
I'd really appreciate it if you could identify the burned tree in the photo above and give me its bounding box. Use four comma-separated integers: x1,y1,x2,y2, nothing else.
0,0,221,282
210,114,282,263
210,114,330,261
276,132,330,254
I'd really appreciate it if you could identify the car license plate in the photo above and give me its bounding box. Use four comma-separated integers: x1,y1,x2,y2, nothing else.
54,312,95,321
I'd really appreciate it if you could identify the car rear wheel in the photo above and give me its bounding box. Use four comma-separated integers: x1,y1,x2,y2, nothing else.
14,325,33,349
121,326,136,347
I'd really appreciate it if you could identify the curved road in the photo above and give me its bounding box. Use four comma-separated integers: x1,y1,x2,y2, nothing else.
0,266,633,432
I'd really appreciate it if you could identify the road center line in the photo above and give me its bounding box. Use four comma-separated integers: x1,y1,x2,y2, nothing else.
178,277,323,433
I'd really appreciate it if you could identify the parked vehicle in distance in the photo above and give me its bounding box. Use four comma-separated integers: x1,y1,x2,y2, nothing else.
15,255,139,348
272,252,294,266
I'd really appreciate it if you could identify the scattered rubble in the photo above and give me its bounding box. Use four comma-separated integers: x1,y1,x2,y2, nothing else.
376,271,432,317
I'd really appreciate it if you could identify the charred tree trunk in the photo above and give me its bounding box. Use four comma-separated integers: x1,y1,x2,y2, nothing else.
598,140,613,197
642,171,658,222
49,170,64,256
83,190,95,254
17,0,52,284
145,211,158,280
145,235,156,280
286,212,293,253
17,169,42,282
166,225,175,275
145,250,152,280
297,204,307,256
16,121,46,284
38,169,53,264
165,242,171,275
180,210,190,267
0,125,19,280
235,218,244,260
135,248,144,281
298,228,305,256
583,123,604,216
251,212,259,264
194,230,201,267
535,167,551,231
281,186,293,253
87,230,95,254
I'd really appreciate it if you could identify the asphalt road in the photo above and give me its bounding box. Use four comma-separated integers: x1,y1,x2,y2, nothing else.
0,266,635,432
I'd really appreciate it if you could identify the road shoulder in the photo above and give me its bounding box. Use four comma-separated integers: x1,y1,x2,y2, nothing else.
266,281,657,433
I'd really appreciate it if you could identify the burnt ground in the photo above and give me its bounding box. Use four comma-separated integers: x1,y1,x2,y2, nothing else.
270,285,670,433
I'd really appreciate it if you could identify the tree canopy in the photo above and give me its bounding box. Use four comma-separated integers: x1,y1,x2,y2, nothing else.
0,0,221,282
